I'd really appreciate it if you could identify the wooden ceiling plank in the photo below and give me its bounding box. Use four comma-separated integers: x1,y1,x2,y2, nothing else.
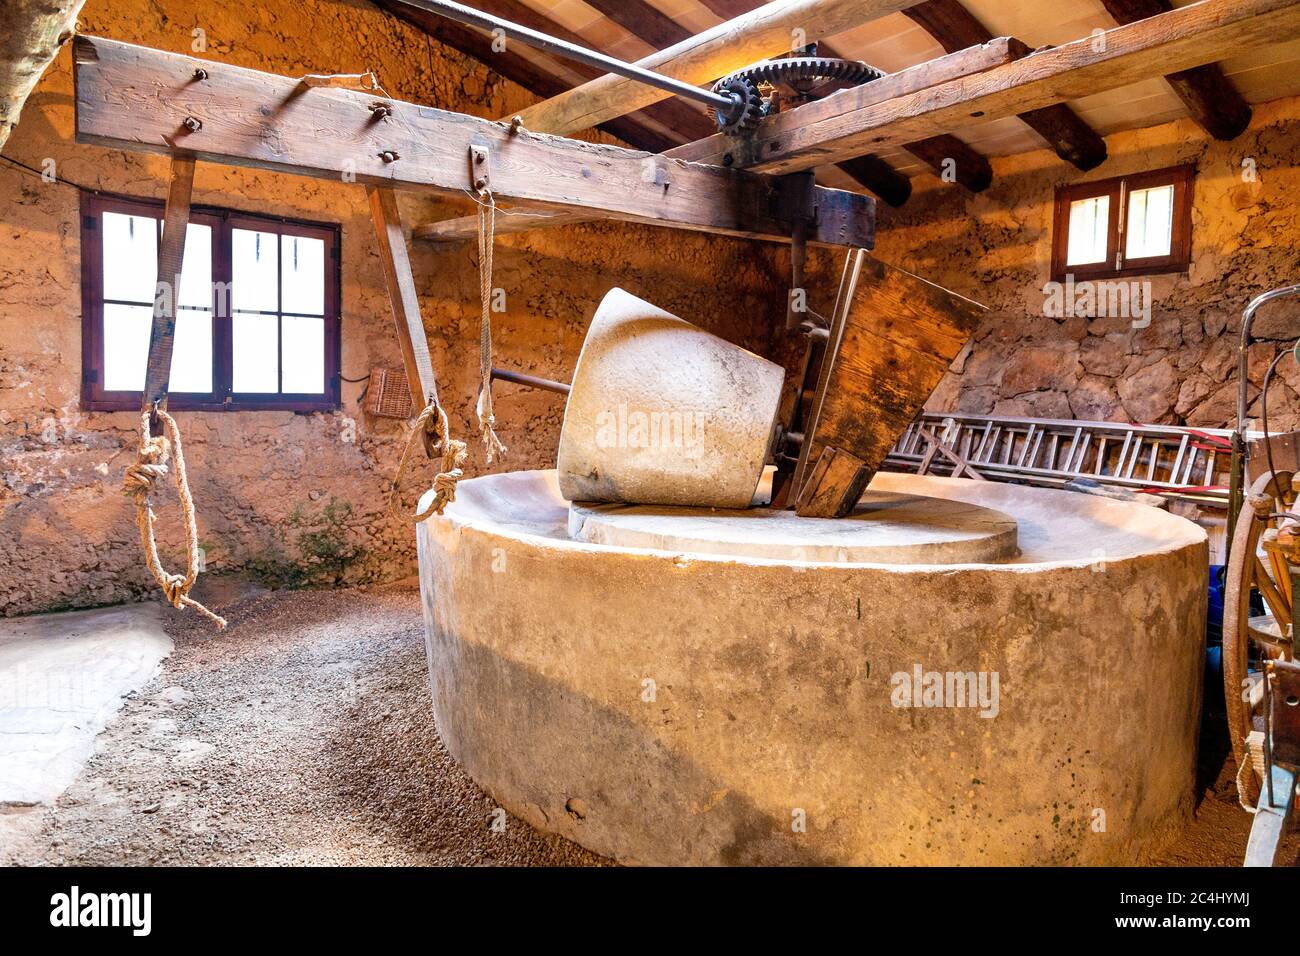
71,36,874,249
1099,0,1252,139
902,0,1107,169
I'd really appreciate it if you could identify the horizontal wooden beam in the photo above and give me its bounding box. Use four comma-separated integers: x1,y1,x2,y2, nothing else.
371,0,678,152
902,0,1107,170
681,0,1300,174
72,36,873,248
415,37,1022,243
514,0,925,137
1099,0,1252,140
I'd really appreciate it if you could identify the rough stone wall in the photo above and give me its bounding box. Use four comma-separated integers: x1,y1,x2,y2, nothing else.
863,97,1300,433
0,0,786,615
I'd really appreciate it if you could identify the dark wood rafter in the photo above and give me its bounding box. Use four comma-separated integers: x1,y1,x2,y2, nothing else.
72,36,875,249
595,0,911,205
371,0,679,151
1099,0,1252,139
902,0,1108,170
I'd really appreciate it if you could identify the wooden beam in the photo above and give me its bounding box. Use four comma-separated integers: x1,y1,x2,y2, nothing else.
143,155,196,412
433,0,716,141
678,0,1300,174
72,36,873,249
511,0,926,137
371,0,679,151
902,0,1107,170
368,186,438,408
1099,0,1252,140
415,37,1022,243
699,0,993,194
587,0,914,205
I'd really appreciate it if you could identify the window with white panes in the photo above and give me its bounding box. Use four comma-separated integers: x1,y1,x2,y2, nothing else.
1050,165,1194,282
81,194,340,411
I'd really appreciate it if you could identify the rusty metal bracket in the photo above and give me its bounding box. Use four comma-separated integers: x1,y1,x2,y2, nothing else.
469,144,491,193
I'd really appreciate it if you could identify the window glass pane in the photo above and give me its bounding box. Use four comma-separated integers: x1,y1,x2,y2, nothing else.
102,212,157,303
232,314,279,393
232,228,279,312
1066,195,1110,266
282,316,325,394
156,221,214,310
102,303,152,390
281,235,325,316
171,309,213,393
1125,184,1174,260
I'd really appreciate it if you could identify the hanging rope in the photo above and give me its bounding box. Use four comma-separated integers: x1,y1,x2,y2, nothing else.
122,410,227,629
389,400,469,522
475,189,507,464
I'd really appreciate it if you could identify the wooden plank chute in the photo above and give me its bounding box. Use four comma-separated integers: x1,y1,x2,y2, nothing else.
790,251,987,518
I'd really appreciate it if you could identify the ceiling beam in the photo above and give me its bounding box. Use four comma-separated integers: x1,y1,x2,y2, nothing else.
72,36,874,248
589,0,912,206
697,0,992,194
509,0,926,137
1098,0,1252,139
415,37,1023,243
372,0,678,151
902,0,1107,170
677,0,1299,174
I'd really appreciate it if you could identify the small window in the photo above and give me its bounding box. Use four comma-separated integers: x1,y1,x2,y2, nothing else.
80,193,341,412
1050,164,1193,282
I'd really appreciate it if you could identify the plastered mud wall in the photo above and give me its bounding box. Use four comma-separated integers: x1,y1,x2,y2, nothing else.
0,0,786,615
862,98,1300,431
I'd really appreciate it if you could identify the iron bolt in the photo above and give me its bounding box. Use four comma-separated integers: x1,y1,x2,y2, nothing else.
380,150,400,164
182,116,203,132
192,68,208,81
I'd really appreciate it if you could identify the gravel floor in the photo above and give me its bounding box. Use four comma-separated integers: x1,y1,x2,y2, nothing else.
0,583,1290,867
3,584,605,866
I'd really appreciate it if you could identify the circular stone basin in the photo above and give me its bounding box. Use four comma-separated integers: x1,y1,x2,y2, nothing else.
417,470,1208,866
569,492,1019,565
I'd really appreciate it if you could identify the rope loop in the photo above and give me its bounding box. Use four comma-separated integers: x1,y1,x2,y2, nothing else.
122,410,227,629
390,400,469,522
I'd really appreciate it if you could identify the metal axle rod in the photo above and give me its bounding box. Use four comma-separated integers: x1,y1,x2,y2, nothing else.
393,0,741,118
491,367,571,395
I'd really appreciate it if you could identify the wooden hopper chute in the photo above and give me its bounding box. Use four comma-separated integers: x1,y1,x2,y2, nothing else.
787,251,986,517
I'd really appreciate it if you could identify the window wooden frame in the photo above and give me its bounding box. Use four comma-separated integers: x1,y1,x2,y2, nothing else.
80,191,342,412
1050,164,1194,282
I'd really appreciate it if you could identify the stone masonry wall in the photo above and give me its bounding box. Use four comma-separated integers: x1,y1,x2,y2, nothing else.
864,97,1300,433
0,0,787,615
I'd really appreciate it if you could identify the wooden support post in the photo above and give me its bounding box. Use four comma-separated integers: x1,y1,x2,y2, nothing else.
367,186,438,410
142,154,196,417
73,36,874,250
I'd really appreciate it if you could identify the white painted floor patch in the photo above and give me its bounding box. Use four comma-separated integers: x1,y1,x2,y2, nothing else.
0,604,172,806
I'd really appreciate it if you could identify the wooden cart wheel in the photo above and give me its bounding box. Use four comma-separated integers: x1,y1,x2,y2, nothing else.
1222,470,1296,800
